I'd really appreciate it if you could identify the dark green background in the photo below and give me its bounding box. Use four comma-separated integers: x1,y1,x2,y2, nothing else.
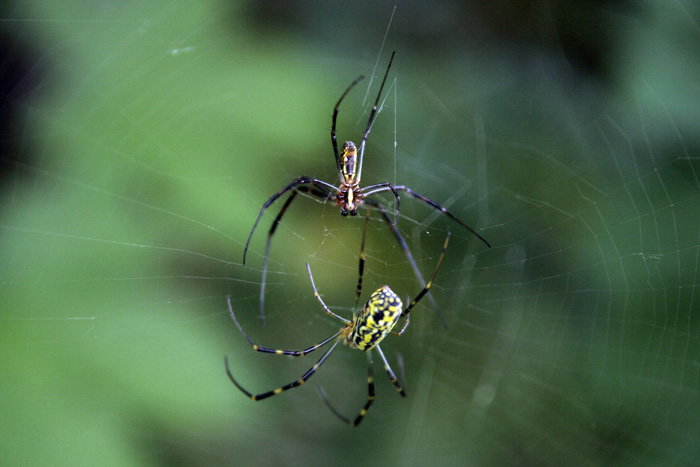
2,1,699,465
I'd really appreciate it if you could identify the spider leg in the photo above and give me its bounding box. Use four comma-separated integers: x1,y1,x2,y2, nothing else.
363,198,448,329
375,344,406,397
401,232,450,318
390,235,448,336
225,335,344,402
354,209,372,308
317,350,376,427
257,183,333,324
362,182,401,224
393,312,410,336
332,75,365,176
357,51,396,183
394,185,491,248
227,296,344,356
306,263,352,324
243,176,337,266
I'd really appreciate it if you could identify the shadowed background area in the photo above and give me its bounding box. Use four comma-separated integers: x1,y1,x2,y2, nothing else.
2,1,699,465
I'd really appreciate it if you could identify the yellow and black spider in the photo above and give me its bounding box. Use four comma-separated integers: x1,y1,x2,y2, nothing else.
225,231,451,426
242,51,490,323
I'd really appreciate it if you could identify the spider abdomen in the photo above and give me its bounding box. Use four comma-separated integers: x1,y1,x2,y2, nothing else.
340,141,357,181
348,286,403,351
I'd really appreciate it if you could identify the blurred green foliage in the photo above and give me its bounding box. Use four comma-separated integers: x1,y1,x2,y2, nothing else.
2,1,700,466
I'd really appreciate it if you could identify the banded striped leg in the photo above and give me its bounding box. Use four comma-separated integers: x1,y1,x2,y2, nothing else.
318,344,405,426
375,345,406,396
401,231,450,319
225,337,343,401
317,351,376,426
390,231,450,337
363,198,447,329
225,296,345,401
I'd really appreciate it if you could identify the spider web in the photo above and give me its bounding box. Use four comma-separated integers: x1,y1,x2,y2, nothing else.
2,1,700,466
